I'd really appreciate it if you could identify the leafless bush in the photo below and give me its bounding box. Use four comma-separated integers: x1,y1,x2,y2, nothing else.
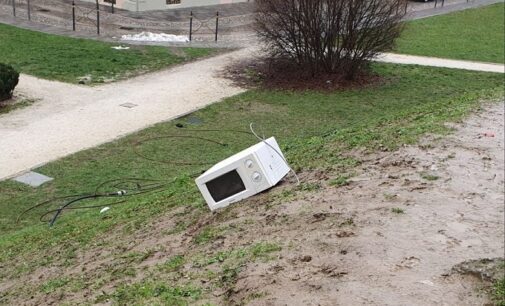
255,0,407,80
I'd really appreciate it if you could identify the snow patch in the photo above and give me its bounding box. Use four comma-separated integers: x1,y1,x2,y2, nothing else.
121,32,189,43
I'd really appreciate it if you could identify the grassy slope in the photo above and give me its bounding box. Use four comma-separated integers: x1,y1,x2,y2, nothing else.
0,23,213,84
396,3,505,63
0,63,503,304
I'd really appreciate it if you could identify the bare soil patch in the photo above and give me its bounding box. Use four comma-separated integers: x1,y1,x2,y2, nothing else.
224,57,387,91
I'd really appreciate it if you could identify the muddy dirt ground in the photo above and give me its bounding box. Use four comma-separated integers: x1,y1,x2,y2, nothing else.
3,102,504,305
223,102,505,305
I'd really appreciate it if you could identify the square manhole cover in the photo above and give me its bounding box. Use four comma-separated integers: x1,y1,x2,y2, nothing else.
120,103,138,109
187,116,203,125
13,171,53,187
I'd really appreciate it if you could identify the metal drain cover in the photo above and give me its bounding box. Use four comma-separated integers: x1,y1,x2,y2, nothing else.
13,171,53,187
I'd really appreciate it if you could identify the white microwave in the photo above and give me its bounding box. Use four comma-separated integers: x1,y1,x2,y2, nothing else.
195,137,290,211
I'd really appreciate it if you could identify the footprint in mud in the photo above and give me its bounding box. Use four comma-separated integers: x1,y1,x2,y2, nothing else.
394,256,421,271
434,230,462,249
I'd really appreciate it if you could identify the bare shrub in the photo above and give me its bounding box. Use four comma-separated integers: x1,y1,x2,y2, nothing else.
255,0,407,80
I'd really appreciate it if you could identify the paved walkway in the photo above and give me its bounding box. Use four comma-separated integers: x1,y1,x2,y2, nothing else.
377,53,505,73
0,48,252,180
407,0,503,20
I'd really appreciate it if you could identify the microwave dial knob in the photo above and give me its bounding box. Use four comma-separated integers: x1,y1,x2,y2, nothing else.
252,172,262,183
245,159,254,168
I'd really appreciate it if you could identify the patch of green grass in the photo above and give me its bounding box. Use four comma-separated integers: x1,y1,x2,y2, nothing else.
193,242,281,268
329,174,351,187
297,182,322,192
391,207,405,214
0,23,215,84
492,277,505,306
397,3,505,63
250,242,282,260
120,250,155,264
40,277,70,294
0,64,503,304
106,242,280,304
219,265,241,288
194,226,223,245
420,172,440,181
102,282,201,305
159,255,185,272
0,98,36,114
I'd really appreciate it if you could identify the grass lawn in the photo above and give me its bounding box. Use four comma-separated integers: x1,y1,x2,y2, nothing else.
396,3,505,63
0,63,503,304
0,23,214,84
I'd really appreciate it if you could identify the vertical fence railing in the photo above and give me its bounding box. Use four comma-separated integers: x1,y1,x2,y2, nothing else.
96,0,100,35
11,0,15,17
434,0,445,8
72,0,76,31
189,11,193,41
215,11,219,42
70,1,100,35
26,0,30,20
188,11,220,42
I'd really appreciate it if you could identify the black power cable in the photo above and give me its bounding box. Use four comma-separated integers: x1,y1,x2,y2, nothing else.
18,125,298,227
19,178,169,226
131,128,255,166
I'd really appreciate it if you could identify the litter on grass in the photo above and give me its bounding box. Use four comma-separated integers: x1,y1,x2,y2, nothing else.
100,207,110,214
111,46,130,50
121,32,189,43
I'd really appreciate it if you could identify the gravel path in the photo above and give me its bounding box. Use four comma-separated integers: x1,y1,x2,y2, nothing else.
0,48,252,180
377,53,505,73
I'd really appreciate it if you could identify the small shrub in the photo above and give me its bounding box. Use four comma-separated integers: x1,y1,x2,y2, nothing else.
0,63,19,102
255,0,407,79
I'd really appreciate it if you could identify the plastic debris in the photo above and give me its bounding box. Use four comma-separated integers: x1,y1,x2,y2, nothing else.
111,46,130,50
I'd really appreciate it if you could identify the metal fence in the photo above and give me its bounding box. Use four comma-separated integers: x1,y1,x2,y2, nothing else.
0,0,255,41
0,0,477,40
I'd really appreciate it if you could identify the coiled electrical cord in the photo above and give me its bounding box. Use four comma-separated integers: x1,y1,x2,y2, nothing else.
18,178,168,226
18,124,300,226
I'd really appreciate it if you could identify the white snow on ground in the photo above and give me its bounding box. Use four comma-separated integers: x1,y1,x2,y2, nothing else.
121,32,189,42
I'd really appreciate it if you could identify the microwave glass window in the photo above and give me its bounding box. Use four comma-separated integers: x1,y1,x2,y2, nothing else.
206,170,246,202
